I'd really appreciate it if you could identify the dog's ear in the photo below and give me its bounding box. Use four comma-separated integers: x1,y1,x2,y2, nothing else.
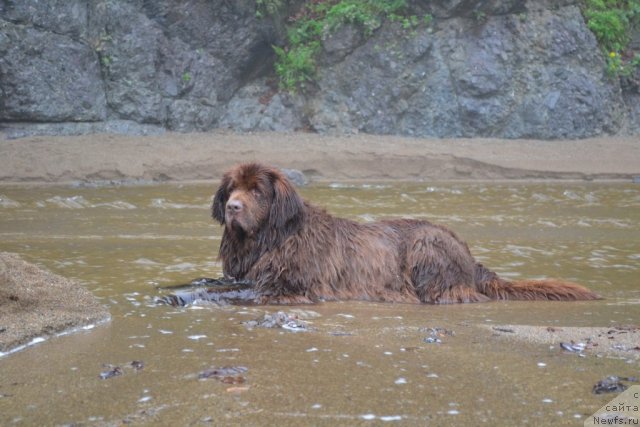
269,170,304,232
212,174,231,224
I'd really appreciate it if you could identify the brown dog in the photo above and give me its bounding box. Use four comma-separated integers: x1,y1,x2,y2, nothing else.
212,163,599,304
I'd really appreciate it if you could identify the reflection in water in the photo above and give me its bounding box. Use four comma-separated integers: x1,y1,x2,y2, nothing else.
0,182,638,425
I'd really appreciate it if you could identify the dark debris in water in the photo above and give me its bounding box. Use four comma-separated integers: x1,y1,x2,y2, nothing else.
592,376,639,394
99,365,123,380
99,360,144,380
198,366,248,384
560,341,586,354
159,277,254,291
423,327,454,344
155,277,257,307
606,325,639,334
492,327,515,333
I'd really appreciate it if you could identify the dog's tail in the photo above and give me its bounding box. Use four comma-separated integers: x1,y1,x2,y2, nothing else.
474,264,600,301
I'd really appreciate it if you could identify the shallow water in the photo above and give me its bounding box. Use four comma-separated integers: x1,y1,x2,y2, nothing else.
0,182,639,426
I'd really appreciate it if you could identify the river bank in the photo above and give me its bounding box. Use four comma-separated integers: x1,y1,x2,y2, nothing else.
1,132,639,184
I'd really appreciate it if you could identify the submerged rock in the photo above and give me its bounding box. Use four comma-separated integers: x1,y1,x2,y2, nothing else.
423,327,455,344
198,366,248,384
99,360,145,380
243,311,310,332
592,376,639,394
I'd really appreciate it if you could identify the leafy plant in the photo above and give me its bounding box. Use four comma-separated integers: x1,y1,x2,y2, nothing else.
606,51,640,76
583,0,640,77
100,55,113,68
273,43,320,93
473,10,487,22
256,0,286,18
93,32,114,70
266,0,432,92
585,5,629,52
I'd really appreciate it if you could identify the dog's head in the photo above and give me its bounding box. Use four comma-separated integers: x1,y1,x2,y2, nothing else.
212,163,304,240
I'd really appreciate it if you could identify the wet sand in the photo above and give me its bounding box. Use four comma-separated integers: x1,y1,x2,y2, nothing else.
0,252,110,355
483,324,640,361
0,131,639,183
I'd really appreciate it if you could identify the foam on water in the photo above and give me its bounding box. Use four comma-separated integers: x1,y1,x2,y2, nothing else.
150,198,208,209
0,195,20,208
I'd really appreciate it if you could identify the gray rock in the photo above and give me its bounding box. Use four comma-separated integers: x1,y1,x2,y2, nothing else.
423,0,576,18
306,4,624,139
220,79,304,132
1,121,165,140
167,100,219,132
425,0,526,19
622,92,640,136
0,0,637,138
321,23,365,65
0,20,106,122
87,1,167,124
82,0,276,128
143,0,276,100
281,168,308,187
1,0,88,37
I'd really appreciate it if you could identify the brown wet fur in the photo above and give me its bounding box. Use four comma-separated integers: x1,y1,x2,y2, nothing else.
212,163,600,305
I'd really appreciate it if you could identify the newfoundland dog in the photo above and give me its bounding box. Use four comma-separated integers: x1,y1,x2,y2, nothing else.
211,163,598,305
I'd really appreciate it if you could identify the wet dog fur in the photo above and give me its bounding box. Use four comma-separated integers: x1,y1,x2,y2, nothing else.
212,163,599,305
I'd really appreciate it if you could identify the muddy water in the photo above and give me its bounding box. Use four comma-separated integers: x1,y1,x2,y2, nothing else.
0,182,638,426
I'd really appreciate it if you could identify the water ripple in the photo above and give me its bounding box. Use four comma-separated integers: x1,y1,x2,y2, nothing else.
0,195,20,208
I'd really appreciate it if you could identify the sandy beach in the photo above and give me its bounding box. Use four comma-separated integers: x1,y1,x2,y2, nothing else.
0,252,110,355
1,132,639,184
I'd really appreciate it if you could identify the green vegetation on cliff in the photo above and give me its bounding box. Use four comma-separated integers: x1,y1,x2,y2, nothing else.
261,0,640,89
582,0,640,76
260,0,430,93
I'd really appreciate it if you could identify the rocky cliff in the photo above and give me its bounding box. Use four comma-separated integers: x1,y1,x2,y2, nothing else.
1,0,638,139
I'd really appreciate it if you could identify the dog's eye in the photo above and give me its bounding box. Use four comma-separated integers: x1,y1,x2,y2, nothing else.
251,188,262,198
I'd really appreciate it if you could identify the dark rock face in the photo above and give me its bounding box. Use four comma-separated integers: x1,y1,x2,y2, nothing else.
219,78,305,132
0,0,276,132
0,0,637,138
84,0,264,129
0,20,106,122
307,5,625,138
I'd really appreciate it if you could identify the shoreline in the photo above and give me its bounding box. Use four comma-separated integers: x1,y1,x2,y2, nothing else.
1,131,639,184
0,178,636,190
0,252,111,355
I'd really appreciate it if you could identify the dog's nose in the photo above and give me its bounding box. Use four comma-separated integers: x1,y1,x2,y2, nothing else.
226,199,243,213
